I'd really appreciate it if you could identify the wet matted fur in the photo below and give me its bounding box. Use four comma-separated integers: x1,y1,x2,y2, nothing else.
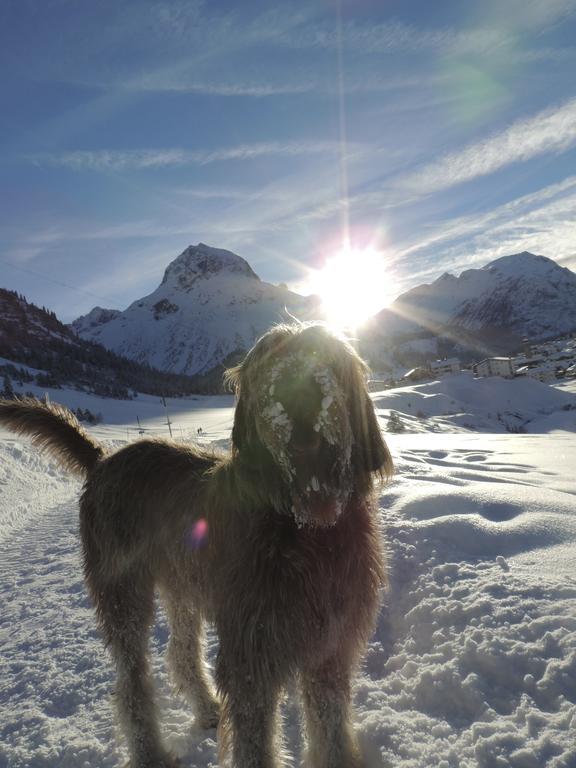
0,323,393,768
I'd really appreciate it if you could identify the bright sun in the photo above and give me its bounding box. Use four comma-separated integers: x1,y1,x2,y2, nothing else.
307,244,394,332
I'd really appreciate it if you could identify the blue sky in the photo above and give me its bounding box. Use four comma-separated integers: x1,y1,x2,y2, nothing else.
1,0,576,322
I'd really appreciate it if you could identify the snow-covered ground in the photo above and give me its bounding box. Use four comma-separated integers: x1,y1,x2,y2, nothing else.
1,387,576,767
373,373,576,434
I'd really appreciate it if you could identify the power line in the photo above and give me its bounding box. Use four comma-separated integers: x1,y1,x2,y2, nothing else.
0,255,122,309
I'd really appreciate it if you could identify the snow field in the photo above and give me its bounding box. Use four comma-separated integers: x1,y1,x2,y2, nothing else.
372,373,576,434
361,436,576,767
0,397,575,767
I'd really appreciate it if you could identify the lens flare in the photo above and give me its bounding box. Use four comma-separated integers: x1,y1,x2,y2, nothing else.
189,518,209,549
307,243,395,332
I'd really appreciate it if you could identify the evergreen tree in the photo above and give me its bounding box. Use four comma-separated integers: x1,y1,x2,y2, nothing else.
2,374,14,399
386,410,405,433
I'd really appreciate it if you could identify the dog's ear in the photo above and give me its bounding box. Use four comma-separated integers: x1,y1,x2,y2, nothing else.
226,362,277,469
231,389,274,467
231,391,249,453
225,364,249,454
350,388,393,480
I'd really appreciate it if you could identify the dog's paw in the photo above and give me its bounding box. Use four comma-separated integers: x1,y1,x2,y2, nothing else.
158,759,181,768
124,753,181,768
197,699,220,729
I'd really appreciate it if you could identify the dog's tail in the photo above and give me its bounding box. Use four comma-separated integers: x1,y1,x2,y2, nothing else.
0,398,104,476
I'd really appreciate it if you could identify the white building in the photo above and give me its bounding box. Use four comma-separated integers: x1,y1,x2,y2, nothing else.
515,363,557,383
428,358,461,377
474,357,516,378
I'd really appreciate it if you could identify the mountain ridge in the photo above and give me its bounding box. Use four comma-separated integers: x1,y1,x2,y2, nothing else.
374,251,576,343
6,247,573,385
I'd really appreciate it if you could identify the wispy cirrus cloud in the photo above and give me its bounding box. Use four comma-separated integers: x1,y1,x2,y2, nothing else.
401,176,576,258
484,0,576,31
26,140,349,171
7,0,575,98
123,77,315,97
10,1,572,106
395,175,576,286
115,71,433,98
85,0,576,60
399,97,576,195
100,3,507,58
278,20,507,56
171,185,292,203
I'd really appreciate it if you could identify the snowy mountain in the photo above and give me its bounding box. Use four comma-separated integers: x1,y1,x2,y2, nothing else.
74,306,122,330
72,243,319,376
67,248,576,377
375,252,576,342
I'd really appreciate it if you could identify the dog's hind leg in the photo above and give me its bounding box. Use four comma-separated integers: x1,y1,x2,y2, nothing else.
161,595,220,729
95,573,178,768
300,656,363,768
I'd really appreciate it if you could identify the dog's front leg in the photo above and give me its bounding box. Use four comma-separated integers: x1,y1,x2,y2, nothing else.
216,650,283,768
300,656,363,768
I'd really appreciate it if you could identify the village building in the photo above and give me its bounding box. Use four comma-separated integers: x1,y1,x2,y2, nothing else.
402,366,432,383
474,357,516,378
428,358,461,377
515,363,558,383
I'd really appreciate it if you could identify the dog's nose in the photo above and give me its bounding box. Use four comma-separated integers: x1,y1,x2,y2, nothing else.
290,417,322,454
290,431,321,454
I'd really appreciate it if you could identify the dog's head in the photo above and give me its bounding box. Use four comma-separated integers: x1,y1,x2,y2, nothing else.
226,323,392,527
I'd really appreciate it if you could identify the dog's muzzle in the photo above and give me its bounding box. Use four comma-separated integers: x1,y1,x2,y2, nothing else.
256,351,353,527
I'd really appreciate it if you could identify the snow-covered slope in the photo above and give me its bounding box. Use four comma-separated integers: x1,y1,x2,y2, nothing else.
72,244,319,375
373,373,576,434
4,368,575,439
375,252,576,341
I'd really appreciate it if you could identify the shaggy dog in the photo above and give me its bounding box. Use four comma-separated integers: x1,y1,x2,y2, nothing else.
0,323,393,768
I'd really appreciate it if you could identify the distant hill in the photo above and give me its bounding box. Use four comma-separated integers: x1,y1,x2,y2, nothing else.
72,243,320,376
0,288,205,398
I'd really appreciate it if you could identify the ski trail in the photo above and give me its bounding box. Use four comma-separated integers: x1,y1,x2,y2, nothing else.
0,492,122,767
0,438,76,544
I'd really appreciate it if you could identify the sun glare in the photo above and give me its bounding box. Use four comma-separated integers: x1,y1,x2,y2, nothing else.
307,244,394,332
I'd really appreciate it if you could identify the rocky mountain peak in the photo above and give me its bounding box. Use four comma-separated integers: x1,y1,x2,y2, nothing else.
71,306,122,333
483,252,561,278
161,243,259,290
